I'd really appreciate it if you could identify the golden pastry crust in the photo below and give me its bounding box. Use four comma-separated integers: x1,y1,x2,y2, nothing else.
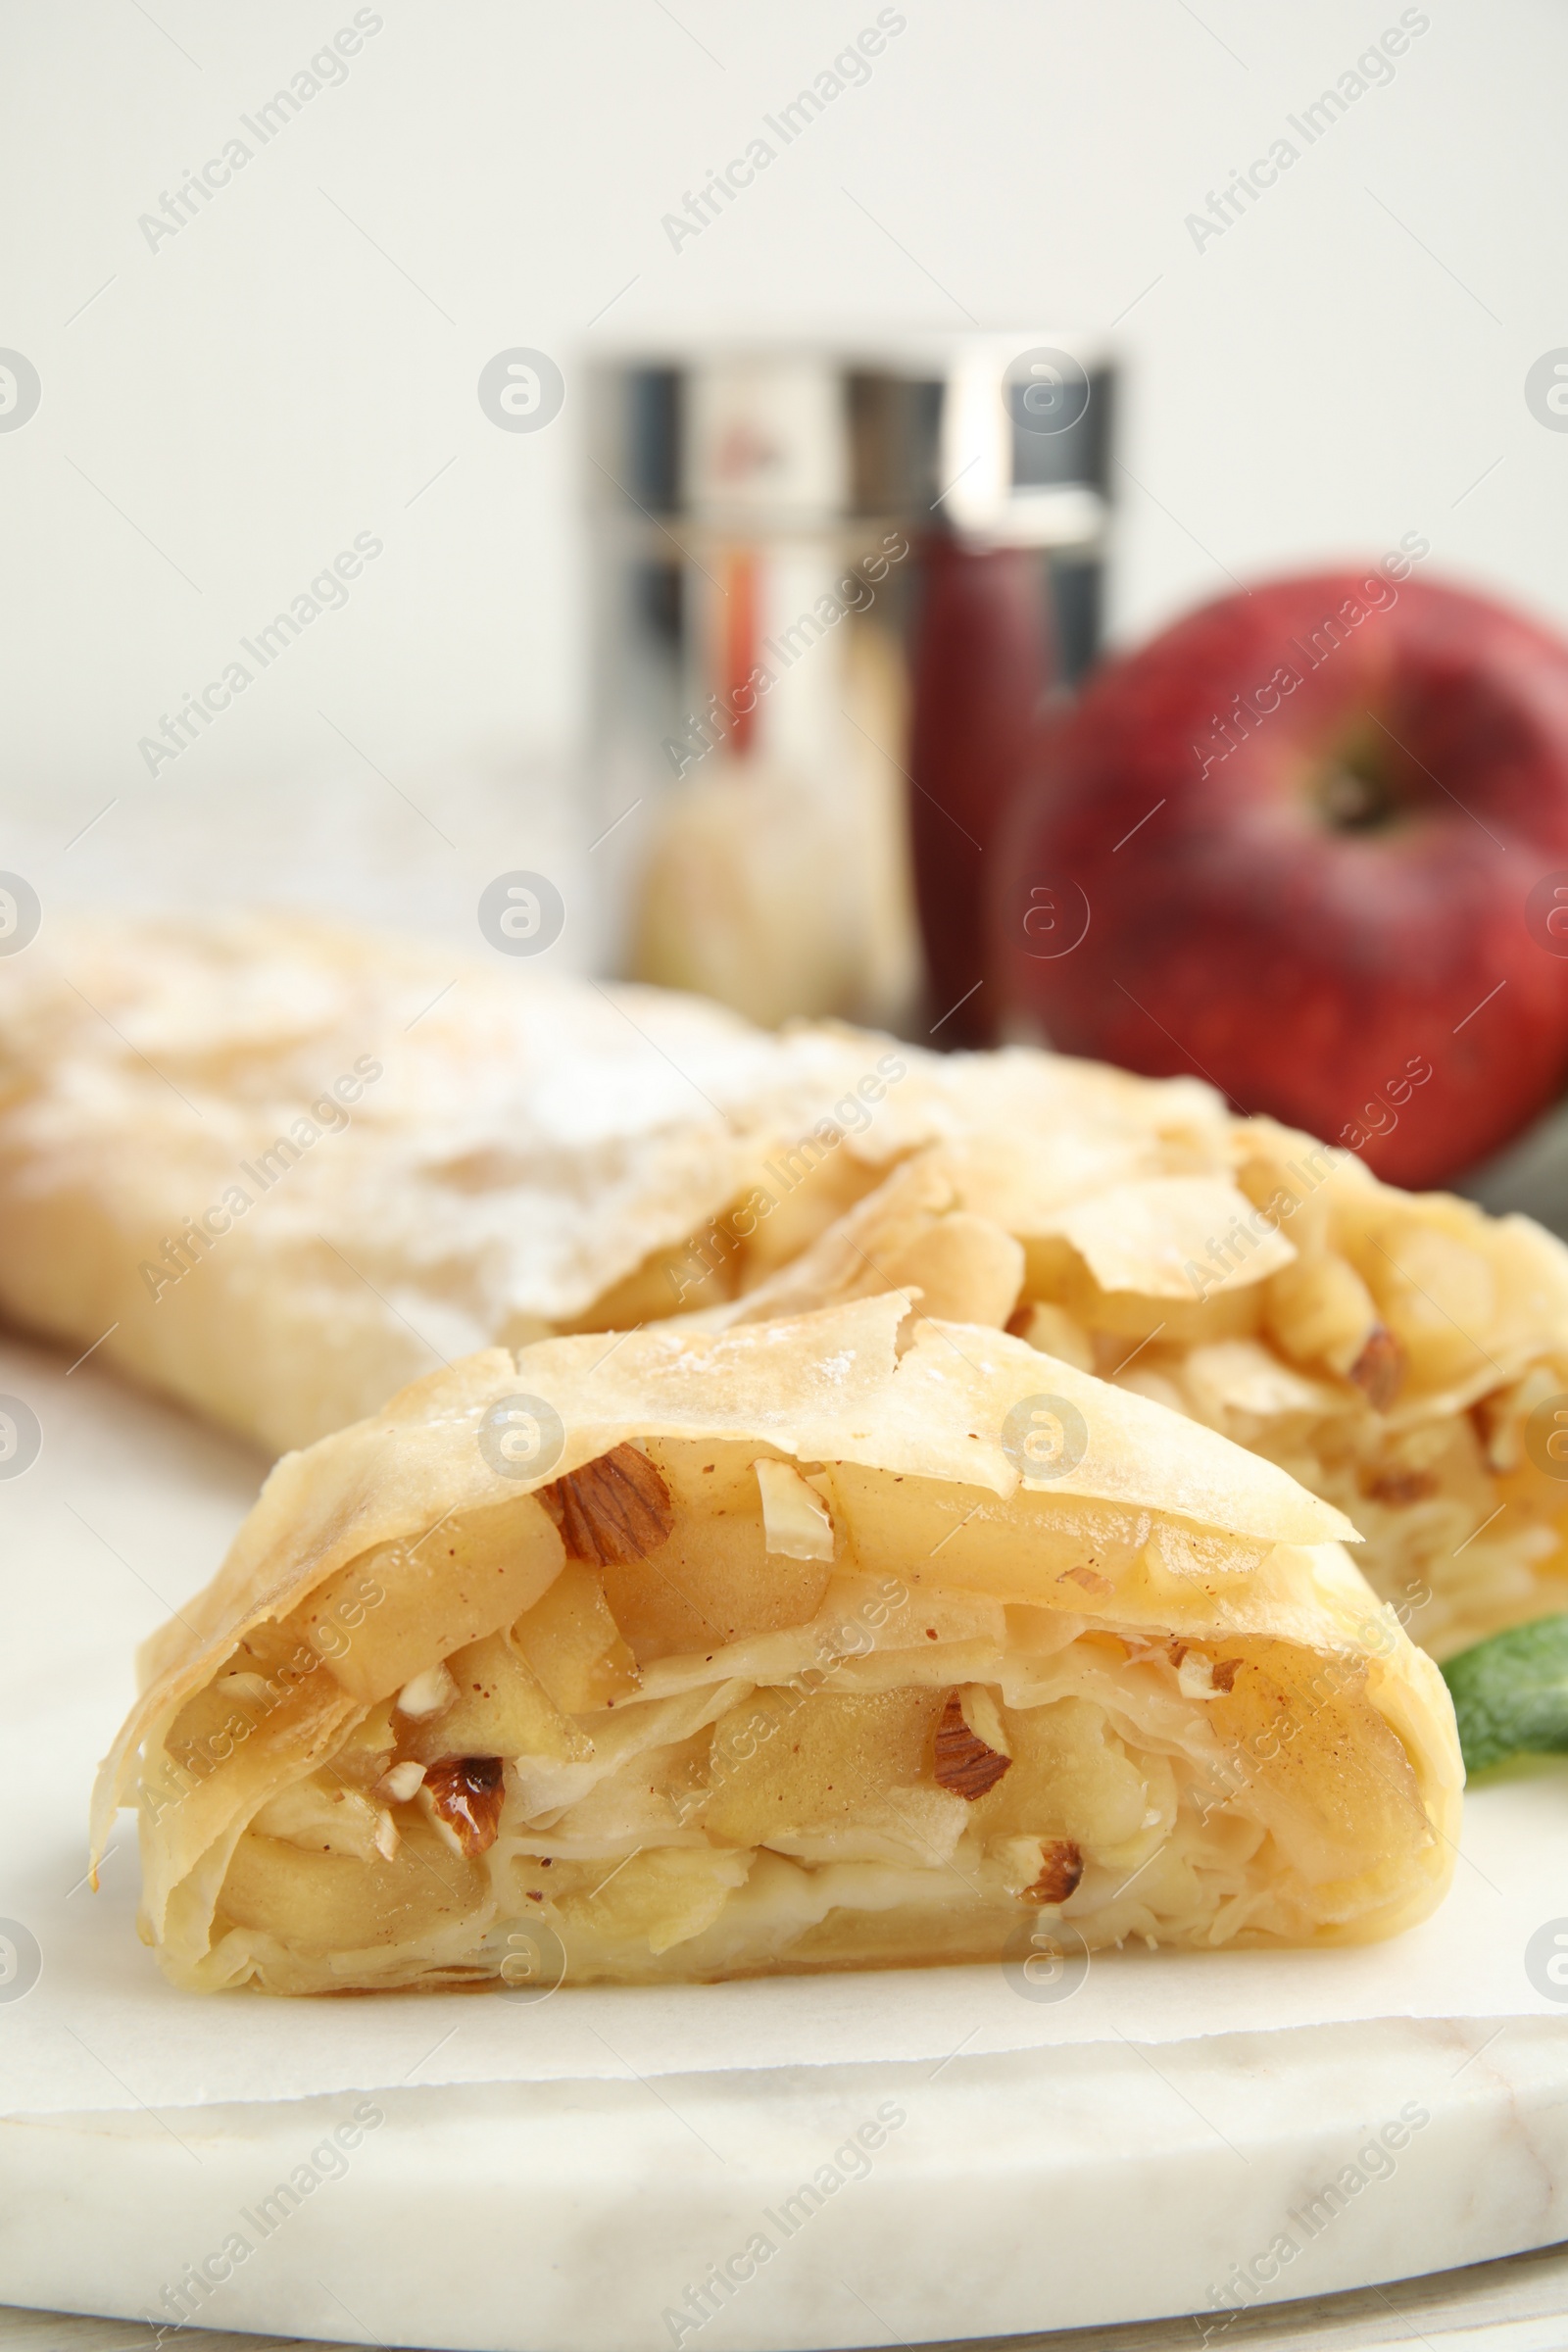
717,1132,1568,1657
11,910,1566,1657
97,1297,1462,1994
0,912,1224,1454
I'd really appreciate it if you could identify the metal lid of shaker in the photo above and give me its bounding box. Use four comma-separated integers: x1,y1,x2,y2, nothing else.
589,335,1111,547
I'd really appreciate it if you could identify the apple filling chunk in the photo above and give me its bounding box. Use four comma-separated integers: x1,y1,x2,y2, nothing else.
592,1440,838,1659
704,1686,962,1865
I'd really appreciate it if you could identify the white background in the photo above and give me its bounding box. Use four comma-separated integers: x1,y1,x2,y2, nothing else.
1,0,1563,945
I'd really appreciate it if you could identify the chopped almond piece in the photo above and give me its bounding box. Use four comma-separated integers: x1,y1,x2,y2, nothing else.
423,1756,506,1857
539,1444,674,1565
1177,1650,1217,1699
1024,1838,1083,1905
754,1456,835,1562
397,1662,457,1720
933,1689,1012,1800
1348,1325,1403,1412
1362,1466,1439,1505
1177,1648,1242,1698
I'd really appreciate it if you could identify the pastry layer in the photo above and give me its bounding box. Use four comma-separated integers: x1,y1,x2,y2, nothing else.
96,1298,1462,1993
715,1132,1568,1658
11,911,1566,1656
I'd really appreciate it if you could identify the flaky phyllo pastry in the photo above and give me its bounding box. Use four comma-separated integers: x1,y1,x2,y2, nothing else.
94,1296,1460,1993
0,909,881,1455
700,1127,1568,1660
9,911,1568,1658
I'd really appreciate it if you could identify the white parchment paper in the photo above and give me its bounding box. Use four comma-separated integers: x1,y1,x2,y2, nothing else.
3,1335,1564,2122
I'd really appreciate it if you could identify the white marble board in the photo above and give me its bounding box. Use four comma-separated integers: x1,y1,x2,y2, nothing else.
3,1333,1567,2349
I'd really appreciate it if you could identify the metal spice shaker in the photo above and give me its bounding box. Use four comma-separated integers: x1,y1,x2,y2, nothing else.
587,335,1112,1035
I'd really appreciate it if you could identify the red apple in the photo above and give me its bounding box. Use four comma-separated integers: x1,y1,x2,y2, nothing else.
992,567,1568,1188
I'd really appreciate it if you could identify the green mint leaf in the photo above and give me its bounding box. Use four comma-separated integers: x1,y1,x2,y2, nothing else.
1441,1613,1568,1777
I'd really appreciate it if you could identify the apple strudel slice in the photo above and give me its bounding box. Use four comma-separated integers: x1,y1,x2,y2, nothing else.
0,909,1235,1455
94,1295,1461,1992
713,1125,1568,1660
